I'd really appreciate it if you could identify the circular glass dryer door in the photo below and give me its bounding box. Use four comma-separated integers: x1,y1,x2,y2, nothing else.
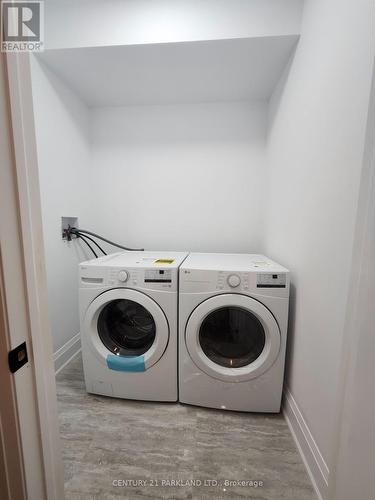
83,288,169,370
185,294,280,382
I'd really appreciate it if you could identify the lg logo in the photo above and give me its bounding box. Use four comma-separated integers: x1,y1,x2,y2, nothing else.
1,1,44,52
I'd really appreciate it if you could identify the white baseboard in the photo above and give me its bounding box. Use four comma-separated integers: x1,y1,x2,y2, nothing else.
53,333,81,374
283,388,329,500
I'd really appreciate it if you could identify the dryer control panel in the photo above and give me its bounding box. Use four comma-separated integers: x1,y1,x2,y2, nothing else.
180,268,289,297
257,273,286,288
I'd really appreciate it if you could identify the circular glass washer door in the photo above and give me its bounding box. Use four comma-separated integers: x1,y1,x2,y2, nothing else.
185,294,280,382
84,288,169,370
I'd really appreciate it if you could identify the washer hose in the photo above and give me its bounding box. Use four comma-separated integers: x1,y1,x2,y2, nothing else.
72,230,107,255
77,233,98,258
71,228,144,252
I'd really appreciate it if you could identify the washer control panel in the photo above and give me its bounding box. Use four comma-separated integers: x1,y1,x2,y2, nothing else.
107,268,174,288
108,268,139,286
144,269,172,283
81,266,178,290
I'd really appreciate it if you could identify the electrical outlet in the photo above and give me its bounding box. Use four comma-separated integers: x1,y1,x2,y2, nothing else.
62,217,78,240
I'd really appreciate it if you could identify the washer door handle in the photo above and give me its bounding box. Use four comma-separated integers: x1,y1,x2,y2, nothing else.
106,354,145,372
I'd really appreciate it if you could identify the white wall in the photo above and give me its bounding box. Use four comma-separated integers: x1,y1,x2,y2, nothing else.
31,57,94,354
91,101,267,253
330,65,375,500
45,0,303,49
265,0,375,496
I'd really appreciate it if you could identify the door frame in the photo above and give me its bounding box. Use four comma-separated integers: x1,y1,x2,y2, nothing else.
2,47,65,500
0,44,27,500
0,256,26,500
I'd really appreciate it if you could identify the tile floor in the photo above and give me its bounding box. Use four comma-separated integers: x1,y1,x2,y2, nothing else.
56,354,316,499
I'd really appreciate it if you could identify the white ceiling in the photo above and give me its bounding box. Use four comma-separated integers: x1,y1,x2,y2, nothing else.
38,36,298,107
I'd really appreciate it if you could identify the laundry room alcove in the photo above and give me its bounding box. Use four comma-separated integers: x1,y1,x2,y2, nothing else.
29,33,298,362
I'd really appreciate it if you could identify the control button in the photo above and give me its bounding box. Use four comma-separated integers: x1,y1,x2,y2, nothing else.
117,270,129,282
227,274,241,288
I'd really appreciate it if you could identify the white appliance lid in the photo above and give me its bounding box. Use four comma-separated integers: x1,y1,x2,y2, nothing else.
180,253,289,273
80,251,189,269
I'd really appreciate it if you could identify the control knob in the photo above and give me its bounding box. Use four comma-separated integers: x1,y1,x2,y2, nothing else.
227,274,241,288
118,270,129,283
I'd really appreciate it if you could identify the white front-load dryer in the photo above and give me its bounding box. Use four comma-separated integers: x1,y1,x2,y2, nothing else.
79,251,188,401
179,253,289,412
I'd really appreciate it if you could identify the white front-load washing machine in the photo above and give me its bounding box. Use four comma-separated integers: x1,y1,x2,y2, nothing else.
179,253,289,412
79,251,188,401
